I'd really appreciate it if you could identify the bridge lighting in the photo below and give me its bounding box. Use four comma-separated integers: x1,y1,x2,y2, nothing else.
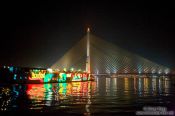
113,69,117,73
152,69,156,74
50,29,170,75
138,71,141,74
96,70,99,74
124,70,128,74
165,69,169,74
158,69,162,74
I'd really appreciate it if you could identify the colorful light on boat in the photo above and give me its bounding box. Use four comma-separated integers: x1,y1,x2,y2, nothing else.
28,69,93,83
29,69,46,81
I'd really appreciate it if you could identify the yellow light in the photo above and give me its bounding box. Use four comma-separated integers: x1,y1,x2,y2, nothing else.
31,72,45,79
67,73,71,77
63,68,67,72
71,68,74,72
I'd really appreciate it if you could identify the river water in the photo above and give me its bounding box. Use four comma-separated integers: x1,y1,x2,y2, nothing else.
0,76,175,116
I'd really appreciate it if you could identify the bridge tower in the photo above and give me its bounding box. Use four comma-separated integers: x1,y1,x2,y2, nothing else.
86,28,91,73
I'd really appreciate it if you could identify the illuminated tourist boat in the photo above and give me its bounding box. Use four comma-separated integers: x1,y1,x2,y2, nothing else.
28,68,94,83
0,66,94,84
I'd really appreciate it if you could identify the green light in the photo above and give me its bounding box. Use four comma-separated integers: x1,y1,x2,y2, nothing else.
58,73,67,82
44,73,54,82
9,66,14,72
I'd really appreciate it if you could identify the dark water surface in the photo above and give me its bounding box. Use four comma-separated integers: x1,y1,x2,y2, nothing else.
0,76,175,116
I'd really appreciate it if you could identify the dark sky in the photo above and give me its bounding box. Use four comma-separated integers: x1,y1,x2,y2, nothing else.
1,1,175,69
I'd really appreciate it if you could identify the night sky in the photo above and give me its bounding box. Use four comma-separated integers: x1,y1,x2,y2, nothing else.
1,1,175,69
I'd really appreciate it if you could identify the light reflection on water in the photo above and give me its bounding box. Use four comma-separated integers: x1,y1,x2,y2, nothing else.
0,76,175,115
